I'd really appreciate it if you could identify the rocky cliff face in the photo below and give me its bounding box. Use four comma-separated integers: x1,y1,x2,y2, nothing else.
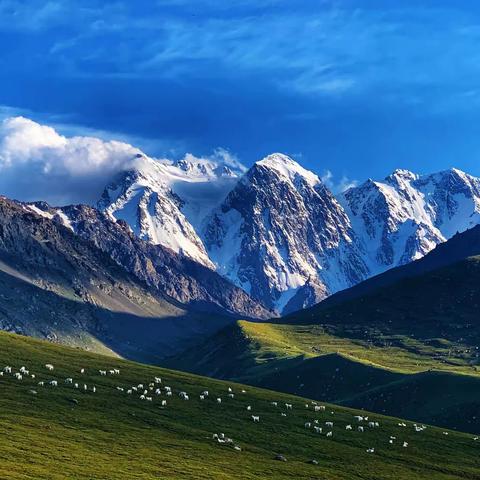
27,202,271,319
340,168,480,275
203,154,369,310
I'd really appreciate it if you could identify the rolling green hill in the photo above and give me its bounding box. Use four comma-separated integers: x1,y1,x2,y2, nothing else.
0,331,479,479
168,253,480,432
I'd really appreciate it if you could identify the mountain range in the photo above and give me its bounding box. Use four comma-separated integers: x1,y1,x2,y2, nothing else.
94,152,480,313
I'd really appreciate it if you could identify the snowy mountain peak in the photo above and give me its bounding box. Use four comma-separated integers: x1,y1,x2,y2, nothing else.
173,153,239,178
386,169,418,183
255,153,320,187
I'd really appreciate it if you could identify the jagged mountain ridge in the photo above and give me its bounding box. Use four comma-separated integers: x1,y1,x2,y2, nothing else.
97,152,480,313
25,201,271,320
340,167,480,275
0,196,237,361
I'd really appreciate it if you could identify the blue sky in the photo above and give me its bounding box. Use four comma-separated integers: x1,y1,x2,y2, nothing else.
2,0,480,188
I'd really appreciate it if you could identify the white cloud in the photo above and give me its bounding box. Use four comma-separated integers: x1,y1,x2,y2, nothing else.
0,116,143,205
321,169,357,193
0,116,248,206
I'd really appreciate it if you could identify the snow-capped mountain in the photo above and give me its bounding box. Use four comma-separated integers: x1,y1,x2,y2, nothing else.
202,154,369,310
341,167,480,274
97,150,480,314
98,154,242,268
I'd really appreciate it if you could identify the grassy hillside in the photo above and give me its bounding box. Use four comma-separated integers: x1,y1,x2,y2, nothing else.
0,331,479,479
168,256,480,432
169,320,480,432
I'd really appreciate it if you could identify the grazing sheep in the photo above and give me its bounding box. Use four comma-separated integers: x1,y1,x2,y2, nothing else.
271,402,278,407
326,431,333,438
45,364,54,371
50,380,58,387
80,368,85,374
38,381,45,386
366,448,375,453
99,370,107,376
154,377,162,384
325,422,333,428
228,393,234,398
247,406,251,411
200,395,205,400
161,400,167,406
217,398,222,404
304,422,311,428
313,426,322,434
403,442,408,447
251,415,260,422
285,403,292,410
346,425,352,430
65,378,73,384
358,426,364,432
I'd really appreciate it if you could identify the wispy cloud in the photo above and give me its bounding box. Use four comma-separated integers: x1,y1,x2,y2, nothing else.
3,1,480,105
321,169,358,193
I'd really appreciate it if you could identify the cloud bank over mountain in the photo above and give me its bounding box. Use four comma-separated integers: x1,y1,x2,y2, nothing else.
0,116,142,204
0,116,242,206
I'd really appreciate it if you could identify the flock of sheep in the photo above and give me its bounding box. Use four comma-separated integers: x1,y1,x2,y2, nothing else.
1,361,478,461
